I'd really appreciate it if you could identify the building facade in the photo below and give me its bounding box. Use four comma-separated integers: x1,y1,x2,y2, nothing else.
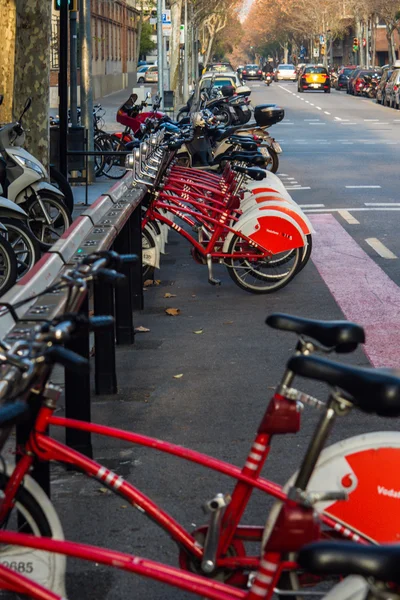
50,0,140,107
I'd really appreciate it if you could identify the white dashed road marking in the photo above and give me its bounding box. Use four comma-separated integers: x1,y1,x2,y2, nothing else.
365,238,397,259
345,185,381,189
365,202,400,206
299,204,325,208
338,210,360,225
364,119,379,122
324,111,331,115
285,186,311,190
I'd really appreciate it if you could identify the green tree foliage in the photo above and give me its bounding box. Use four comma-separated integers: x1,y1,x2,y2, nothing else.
139,21,156,57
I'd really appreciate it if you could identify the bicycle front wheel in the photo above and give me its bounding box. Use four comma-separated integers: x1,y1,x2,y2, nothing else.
0,472,64,599
98,134,128,180
225,234,301,293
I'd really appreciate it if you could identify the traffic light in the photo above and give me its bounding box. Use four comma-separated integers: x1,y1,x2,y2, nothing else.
53,0,78,11
353,37,359,51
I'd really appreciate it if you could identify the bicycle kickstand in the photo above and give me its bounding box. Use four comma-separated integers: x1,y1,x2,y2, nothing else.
206,255,221,286
201,493,231,574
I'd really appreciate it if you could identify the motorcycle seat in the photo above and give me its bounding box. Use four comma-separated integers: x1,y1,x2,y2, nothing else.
287,354,400,417
298,542,400,585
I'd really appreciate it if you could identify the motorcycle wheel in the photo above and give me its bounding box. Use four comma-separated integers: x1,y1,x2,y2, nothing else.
217,107,232,127
0,218,41,280
24,192,72,251
261,146,279,173
0,236,18,295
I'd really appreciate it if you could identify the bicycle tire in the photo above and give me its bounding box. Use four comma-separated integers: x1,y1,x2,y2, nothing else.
142,226,156,280
49,167,74,215
0,472,54,599
0,218,41,280
226,233,301,293
97,134,127,180
0,236,18,296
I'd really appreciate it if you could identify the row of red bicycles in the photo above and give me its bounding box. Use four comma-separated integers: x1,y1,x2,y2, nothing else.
128,124,314,294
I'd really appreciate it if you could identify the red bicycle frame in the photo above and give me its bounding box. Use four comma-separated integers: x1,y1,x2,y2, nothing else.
0,388,370,591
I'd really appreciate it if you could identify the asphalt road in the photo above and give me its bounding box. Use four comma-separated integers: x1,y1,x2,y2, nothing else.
50,82,400,599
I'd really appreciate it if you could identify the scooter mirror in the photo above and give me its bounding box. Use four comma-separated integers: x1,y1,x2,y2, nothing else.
19,97,32,123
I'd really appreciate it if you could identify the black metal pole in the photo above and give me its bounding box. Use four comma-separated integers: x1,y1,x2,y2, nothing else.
114,223,135,345
59,0,69,178
65,295,93,457
129,208,144,311
93,281,117,395
70,11,79,126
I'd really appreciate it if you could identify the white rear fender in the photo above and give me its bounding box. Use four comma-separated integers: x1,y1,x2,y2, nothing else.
242,201,315,235
222,208,306,255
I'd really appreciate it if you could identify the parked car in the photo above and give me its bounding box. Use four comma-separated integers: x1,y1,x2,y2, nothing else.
204,62,234,74
275,64,297,81
335,66,357,90
242,64,263,80
137,65,150,84
384,68,400,107
298,65,330,92
144,65,158,83
376,67,393,104
353,69,382,96
347,68,363,94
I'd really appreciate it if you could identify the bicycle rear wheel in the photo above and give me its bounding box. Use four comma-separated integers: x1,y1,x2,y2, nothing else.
97,134,127,180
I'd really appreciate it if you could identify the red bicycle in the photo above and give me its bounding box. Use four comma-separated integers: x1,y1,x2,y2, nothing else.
0,251,399,599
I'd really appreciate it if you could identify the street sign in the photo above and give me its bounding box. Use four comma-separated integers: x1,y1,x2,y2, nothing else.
150,17,157,24
180,24,185,45
162,9,171,35
313,48,319,57
319,34,325,44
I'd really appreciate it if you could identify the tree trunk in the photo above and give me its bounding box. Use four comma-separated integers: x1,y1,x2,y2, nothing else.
13,0,51,169
0,0,16,123
283,42,289,63
387,28,395,65
170,0,183,103
371,17,377,66
204,32,215,67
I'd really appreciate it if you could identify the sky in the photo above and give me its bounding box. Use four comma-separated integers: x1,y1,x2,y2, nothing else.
238,0,254,22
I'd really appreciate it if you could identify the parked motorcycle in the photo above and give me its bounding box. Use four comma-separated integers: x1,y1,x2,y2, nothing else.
362,74,379,98
0,96,72,250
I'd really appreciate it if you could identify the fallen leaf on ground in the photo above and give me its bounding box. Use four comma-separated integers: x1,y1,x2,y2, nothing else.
164,292,177,298
223,321,234,325
173,374,184,379
98,487,111,494
193,329,203,334
144,279,161,287
120,505,128,509
165,308,180,316
135,326,150,333
191,294,197,298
